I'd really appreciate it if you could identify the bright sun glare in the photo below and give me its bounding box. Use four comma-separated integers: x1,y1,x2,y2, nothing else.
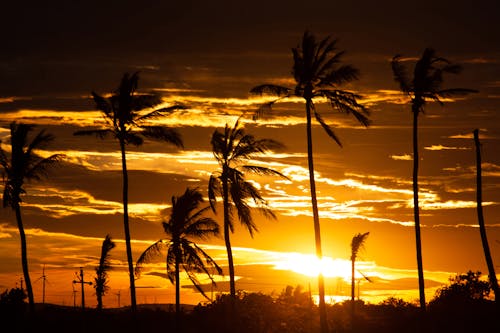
274,253,353,281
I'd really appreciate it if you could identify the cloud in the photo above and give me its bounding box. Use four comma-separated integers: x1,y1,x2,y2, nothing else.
424,145,470,151
390,154,412,161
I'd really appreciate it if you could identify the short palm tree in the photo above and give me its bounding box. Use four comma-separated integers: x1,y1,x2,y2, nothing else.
209,119,286,298
350,232,369,303
0,122,63,313
74,72,184,311
391,48,476,310
251,30,369,333
94,234,116,310
135,187,222,320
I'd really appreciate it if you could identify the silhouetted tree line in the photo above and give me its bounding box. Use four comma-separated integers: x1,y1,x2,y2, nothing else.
1,278,498,333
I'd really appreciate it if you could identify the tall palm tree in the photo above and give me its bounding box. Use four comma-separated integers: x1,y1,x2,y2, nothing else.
208,119,286,298
74,72,184,311
94,234,116,310
250,31,369,332
135,187,222,322
0,122,63,313
391,48,476,311
473,129,499,302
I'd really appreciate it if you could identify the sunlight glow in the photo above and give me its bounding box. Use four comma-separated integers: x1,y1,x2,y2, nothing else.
273,253,353,280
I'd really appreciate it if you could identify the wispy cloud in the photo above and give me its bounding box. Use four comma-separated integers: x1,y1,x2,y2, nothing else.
424,145,470,151
390,154,412,161
23,186,168,219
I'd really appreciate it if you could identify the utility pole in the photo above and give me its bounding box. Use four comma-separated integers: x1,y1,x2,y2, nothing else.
72,267,92,309
35,265,47,304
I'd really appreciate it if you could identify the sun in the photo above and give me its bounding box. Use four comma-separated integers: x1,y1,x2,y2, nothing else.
273,253,353,281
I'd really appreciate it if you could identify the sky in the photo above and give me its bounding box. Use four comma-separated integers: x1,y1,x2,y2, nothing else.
0,0,499,308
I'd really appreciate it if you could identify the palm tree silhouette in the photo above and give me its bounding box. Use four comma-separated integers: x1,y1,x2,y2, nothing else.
94,234,116,310
135,187,222,323
391,48,476,310
350,231,369,323
350,232,369,303
208,119,286,298
0,122,63,313
250,30,369,332
473,129,499,302
74,72,184,311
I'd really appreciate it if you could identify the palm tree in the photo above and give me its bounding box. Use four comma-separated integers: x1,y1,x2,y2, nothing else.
94,234,116,310
208,119,286,298
350,231,369,325
250,30,369,332
391,48,476,310
350,232,369,303
135,187,222,323
74,72,184,311
0,122,63,313
473,129,499,302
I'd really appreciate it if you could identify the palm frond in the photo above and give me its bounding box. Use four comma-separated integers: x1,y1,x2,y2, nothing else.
135,240,166,277
139,126,183,148
135,104,187,122
25,154,65,181
319,64,359,88
229,177,258,237
91,92,113,118
96,235,116,278
250,84,291,97
391,55,412,93
26,129,55,155
249,84,291,121
251,100,278,121
253,206,277,221
184,217,220,240
130,94,163,111
73,129,115,139
351,232,369,261
123,132,144,146
437,88,478,98
313,37,340,77
313,110,342,147
241,165,289,179
166,248,176,284
320,89,371,127
208,174,221,213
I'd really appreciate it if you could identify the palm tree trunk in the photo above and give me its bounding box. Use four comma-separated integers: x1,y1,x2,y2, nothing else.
351,258,355,302
305,98,328,333
473,129,499,301
222,170,236,298
412,104,426,311
15,204,34,313
97,291,103,310
351,256,355,326
120,139,137,311
175,254,181,329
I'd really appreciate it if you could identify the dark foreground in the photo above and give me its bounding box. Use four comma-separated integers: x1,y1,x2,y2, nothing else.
1,293,498,333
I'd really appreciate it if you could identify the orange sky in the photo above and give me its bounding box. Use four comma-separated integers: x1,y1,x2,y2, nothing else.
0,0,499,308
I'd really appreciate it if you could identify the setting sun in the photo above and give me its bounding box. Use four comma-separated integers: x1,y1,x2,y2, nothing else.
274,253,354,281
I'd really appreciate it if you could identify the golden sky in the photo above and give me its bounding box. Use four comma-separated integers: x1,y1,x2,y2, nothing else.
0,0,499,308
